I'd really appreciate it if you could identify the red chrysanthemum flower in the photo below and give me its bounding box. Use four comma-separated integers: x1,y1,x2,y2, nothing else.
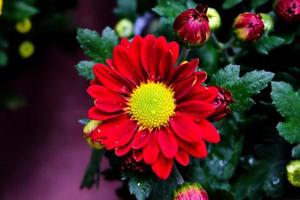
233,12,265,41
87,35,220,179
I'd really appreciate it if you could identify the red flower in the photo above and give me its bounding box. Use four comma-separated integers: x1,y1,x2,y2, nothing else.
87,35,220,179
173,4,211,47
173,183,208,200
209,86,235,121
233,12,265,41
275,0,300,23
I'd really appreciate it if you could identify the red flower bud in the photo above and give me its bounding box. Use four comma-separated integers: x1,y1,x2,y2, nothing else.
275,0,300,23
209,86,234,121
233,12,265,41
173,183,208,200
173,4,211,47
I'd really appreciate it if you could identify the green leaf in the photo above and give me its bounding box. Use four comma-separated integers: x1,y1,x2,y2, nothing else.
271,82,300,144
152,0,187,24
251,0,268,8
150,176,178,200
80,149,104,189
128,175,153,200
75,61,95,80
114,0,137,19
4,2,39,21
213,65,274,111
222,0,242,9
292,144,300,158
0,51,8,67
77,27,118,63
255,36,285,55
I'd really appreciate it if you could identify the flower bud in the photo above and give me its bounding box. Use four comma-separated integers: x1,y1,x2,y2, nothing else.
173,4,211,47
83,120,103,150
209,86,234,121
173,183,208,200
16,18,32,34
18,41,35,59
275,0,300,23
233,12,265,41
287,160,300,187
115,18,133,38
207,7,221,31
260,13,274,31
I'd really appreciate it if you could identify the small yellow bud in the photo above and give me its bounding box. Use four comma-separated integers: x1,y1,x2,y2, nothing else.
287,160,300,187
207,8,222,31
16,18,32,34
83,120,103,150
18,41,35,59
115,19,134,38
0,0,3,15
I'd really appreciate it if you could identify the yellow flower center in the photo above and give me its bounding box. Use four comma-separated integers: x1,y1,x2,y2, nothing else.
128,82,176,130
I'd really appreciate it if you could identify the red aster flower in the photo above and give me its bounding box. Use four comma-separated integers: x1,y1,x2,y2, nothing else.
173,183,208,200
209,86,235,121
87,35,220,179
233,12,265,42
275,0,300,23
173,4,211,47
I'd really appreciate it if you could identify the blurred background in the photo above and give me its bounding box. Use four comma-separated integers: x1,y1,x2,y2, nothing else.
0,0,122,199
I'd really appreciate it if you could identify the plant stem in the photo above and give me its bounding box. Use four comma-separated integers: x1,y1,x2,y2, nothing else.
173,164,185,185
211,33,225,49
177,46,191,65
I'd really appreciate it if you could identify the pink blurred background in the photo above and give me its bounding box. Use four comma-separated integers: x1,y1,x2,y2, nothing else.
0,0,122,199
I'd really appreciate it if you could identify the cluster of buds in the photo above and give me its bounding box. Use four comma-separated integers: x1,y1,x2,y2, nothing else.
209,86,235,121
173,183,208,200
275,0,300,23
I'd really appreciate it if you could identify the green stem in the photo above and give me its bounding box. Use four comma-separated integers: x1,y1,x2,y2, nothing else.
173,164,185,185
177,46,191,65
80,149,104,189
211,33,225,49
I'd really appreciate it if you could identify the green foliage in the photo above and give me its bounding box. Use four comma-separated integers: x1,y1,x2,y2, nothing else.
0,51,8,67
114,0,137,20
292,144,300,159
3,1,39,21
128,175,154,200
152,0,187,24
222,0,243,9
255,35,286,55
150,176,178,200
213,65,274,112
75,61,95,80
80,149,104,189
250,0,269,8
271,82,300,144
77,27,118,63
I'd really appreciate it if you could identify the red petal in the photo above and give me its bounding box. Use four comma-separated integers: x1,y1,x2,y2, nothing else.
87,85,126,113
141,35,156,78
173,76,197,101
170,115,202,143
93,64,131,94
115,144,132,157
168,41,179,65
159,50,173,81
176,100,215,119
175,149,190,166
113,45,138,84
173,59,199,82
196,71,207,83
190,86,218,103
131,130,151,149
151,154,173,180
156,128,178,158
96,114,137,150
142,133,160,164
197,120,220,143
177,139,208,158
132,149,143,162
130,36,147,82
88,107,123,121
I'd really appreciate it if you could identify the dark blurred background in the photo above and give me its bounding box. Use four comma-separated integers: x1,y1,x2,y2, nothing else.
0,0,122,199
